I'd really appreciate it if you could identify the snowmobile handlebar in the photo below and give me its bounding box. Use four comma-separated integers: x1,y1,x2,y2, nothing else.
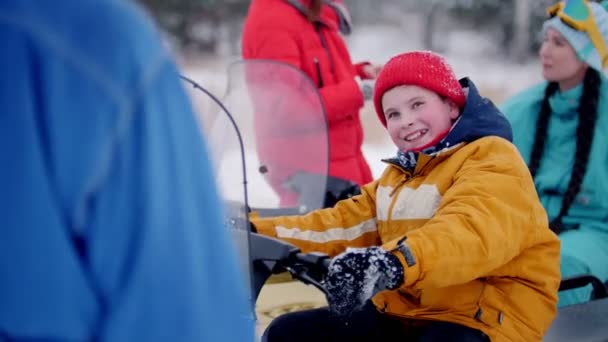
249,232,332,300
281,252,332,296
293,252,332,272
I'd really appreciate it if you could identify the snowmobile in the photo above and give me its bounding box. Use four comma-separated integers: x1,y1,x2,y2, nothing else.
183,59,608,342
183,59,353,305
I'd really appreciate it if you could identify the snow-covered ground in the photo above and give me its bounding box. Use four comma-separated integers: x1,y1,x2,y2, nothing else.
180,24,543,180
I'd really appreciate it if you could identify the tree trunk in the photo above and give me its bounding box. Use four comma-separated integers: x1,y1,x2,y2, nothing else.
511,0,531,62
422,2,443,52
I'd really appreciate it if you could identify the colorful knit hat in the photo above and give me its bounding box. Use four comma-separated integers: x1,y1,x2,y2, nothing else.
373,51,466,128
543,1,608,72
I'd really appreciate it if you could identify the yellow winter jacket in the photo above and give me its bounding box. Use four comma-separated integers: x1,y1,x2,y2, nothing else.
253,79,560,341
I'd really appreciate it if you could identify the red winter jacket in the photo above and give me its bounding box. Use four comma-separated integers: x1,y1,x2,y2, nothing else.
242,0,373,205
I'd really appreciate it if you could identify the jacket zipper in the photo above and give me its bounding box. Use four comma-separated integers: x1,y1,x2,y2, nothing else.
389,173,411,197
313,57,324,88
314,22,335,74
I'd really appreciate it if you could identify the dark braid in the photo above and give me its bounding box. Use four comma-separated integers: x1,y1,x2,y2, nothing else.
529,68,601,234
551,69,601,233
529,82,559,178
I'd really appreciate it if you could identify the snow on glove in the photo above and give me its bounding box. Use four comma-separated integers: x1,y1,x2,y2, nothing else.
325,246,404,316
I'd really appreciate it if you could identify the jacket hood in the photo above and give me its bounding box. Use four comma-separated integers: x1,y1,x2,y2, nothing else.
284,0,351,34
444,77,513,147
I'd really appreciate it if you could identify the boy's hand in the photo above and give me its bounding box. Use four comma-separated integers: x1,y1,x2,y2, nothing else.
325,246,404,316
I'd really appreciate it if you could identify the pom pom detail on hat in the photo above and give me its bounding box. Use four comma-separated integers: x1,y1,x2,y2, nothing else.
373,51,466,128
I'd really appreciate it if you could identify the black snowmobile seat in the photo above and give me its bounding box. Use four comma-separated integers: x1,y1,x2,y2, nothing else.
544,274,608,341
544,297,608,341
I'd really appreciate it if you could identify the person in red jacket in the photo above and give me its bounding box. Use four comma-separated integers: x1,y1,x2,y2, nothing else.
242,0,379,206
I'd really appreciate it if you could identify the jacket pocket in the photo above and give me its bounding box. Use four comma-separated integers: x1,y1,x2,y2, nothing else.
310,57,326,89
419,280,483,311
475,280,507,328
303,48,334,87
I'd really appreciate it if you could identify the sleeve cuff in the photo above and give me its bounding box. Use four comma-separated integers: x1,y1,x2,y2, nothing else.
382,236,421,288
354,61,371,79
250,217,277,238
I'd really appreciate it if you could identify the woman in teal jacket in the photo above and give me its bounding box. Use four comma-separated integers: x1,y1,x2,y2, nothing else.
501,0,608,307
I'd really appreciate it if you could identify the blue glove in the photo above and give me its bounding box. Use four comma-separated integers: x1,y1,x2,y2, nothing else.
325,246,404,316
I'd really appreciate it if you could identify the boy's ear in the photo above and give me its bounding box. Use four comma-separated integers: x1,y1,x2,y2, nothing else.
446,99,460,120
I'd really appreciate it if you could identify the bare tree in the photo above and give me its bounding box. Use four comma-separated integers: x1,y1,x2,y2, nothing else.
511,0,531,62
422,2,445,52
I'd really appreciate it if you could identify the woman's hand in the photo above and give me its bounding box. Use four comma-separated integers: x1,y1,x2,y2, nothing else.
361,64,382,79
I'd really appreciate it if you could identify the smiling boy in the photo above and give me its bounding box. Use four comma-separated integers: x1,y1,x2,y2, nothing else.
253,51,560,342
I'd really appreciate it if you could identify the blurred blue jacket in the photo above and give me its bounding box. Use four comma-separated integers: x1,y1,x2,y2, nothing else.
501,80,608,307
0,0,254,340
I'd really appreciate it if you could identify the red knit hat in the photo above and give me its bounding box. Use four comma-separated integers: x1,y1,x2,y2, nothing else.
373,51,466,127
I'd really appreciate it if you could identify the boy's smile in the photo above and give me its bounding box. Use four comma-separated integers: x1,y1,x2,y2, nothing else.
382,85,460,152
403,128,428,142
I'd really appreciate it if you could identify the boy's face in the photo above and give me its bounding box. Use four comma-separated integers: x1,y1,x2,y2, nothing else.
382,85,459,152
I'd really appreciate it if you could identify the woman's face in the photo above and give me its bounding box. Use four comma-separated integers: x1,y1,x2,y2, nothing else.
539,28,588,89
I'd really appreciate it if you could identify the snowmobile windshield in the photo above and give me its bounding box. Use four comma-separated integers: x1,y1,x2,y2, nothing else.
210,59,329,216
186,59,329,305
